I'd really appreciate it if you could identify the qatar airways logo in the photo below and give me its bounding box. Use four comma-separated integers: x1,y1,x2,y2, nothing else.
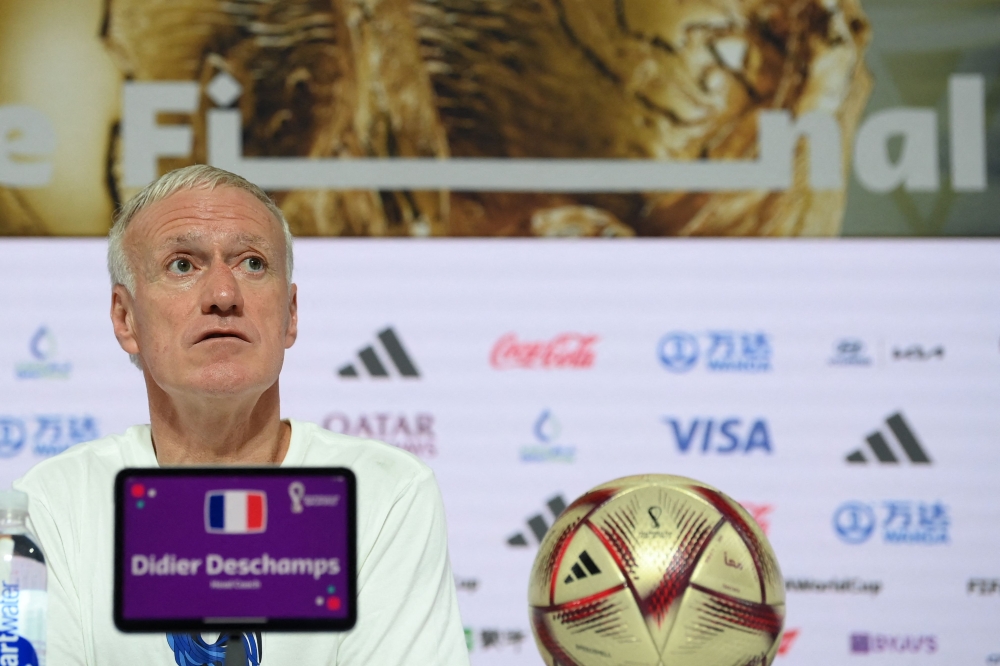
323,412,436,458
490,333,598,370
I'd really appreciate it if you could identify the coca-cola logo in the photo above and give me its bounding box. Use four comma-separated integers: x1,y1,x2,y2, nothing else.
490,333,598,369
778,629,800,657
740,502,774,535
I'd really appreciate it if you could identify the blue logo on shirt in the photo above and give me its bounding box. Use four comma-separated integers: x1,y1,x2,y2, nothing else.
166,632,261,666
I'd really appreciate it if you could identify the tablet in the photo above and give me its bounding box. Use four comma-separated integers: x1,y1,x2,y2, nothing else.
114,467,356,632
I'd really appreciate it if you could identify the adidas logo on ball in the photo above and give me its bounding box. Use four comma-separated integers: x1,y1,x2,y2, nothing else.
563,551,602,584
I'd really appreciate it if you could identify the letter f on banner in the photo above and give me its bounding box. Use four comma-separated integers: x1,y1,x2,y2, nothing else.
122,82,198,187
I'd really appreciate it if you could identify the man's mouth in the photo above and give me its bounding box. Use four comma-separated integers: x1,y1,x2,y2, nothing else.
197,330,250,343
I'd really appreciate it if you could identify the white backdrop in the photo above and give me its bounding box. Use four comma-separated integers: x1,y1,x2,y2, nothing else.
2,239,999,665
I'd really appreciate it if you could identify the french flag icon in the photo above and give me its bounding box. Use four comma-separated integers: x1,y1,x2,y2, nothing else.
205,491,267,534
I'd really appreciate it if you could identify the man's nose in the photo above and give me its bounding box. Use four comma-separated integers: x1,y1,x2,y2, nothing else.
201,261,244,316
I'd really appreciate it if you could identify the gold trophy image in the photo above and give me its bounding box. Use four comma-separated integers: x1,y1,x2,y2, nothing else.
1,0,871,237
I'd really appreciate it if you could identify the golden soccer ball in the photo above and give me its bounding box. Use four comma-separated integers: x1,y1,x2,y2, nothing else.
528,474,785,665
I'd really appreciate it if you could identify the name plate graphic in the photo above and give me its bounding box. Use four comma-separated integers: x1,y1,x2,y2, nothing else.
114,467,356,632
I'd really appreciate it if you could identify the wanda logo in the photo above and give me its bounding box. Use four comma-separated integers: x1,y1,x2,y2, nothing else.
490,333,598,369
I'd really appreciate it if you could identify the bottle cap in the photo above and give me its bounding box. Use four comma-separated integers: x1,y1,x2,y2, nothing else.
0,489,29,512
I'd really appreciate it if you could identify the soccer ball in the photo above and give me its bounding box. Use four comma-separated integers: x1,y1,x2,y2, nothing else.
528,475,785,666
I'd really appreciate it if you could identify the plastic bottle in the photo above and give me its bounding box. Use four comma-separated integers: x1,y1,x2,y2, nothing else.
0,489,46,666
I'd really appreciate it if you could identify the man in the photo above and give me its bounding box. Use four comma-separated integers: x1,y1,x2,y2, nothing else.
14,165,469,665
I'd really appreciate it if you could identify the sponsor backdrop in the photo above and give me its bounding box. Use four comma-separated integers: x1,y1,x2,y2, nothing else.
2,238,999,664
0,0,999,237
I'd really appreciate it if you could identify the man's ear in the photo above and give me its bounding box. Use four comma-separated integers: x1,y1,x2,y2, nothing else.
111,285,141,356
285,283,298,349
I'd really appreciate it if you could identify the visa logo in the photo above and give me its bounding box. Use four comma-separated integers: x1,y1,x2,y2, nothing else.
663,418,772,454
205,490,267,534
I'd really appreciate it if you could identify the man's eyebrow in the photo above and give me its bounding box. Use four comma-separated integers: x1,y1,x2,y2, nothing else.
158,232,272,249
158,231,201,248
229,232,272,249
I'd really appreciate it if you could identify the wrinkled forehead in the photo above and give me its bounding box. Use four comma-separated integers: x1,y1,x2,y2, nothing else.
153,228,275,254
126,186,285,258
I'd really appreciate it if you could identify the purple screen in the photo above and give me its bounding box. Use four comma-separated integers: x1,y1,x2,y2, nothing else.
119,473,351,622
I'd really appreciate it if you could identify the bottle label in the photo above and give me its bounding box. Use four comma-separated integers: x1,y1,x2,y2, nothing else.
1,581,41,666
0,633,40,666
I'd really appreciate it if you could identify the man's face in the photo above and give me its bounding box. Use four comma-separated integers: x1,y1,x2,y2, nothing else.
116,186,297,399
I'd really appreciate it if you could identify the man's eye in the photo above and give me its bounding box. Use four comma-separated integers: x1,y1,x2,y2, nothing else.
243,257,265,272
168,259,193,274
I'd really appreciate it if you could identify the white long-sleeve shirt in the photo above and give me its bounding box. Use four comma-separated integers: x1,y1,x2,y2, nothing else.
14,419,469,666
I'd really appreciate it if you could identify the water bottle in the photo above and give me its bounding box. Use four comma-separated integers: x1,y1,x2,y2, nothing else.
0,489,46,666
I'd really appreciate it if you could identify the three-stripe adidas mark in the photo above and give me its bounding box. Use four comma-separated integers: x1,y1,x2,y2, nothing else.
507,495,567,546
846,412,931,464
564,551,602,584
338,327,420,378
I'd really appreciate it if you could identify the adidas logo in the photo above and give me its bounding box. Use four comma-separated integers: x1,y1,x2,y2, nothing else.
563,551,602,584
846,413,931,464
337,327,420,379
507,494,566,546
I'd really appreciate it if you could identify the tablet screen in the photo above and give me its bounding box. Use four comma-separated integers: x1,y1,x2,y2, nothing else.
114,467,356,632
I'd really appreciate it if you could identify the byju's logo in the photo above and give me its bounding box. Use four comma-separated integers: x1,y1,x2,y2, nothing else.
323,412,437,458
205,491,267,534
834,501,949,545
507,494,566,547
520,410,575,463
829,339,872,366
663,418,772,454
850,633,937,655
337,327,420,379
846,412,930,464
892,344,944,361
658,331,771,373
15,326,72,380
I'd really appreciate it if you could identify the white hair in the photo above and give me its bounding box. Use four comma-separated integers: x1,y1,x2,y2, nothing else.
108,164,294,368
